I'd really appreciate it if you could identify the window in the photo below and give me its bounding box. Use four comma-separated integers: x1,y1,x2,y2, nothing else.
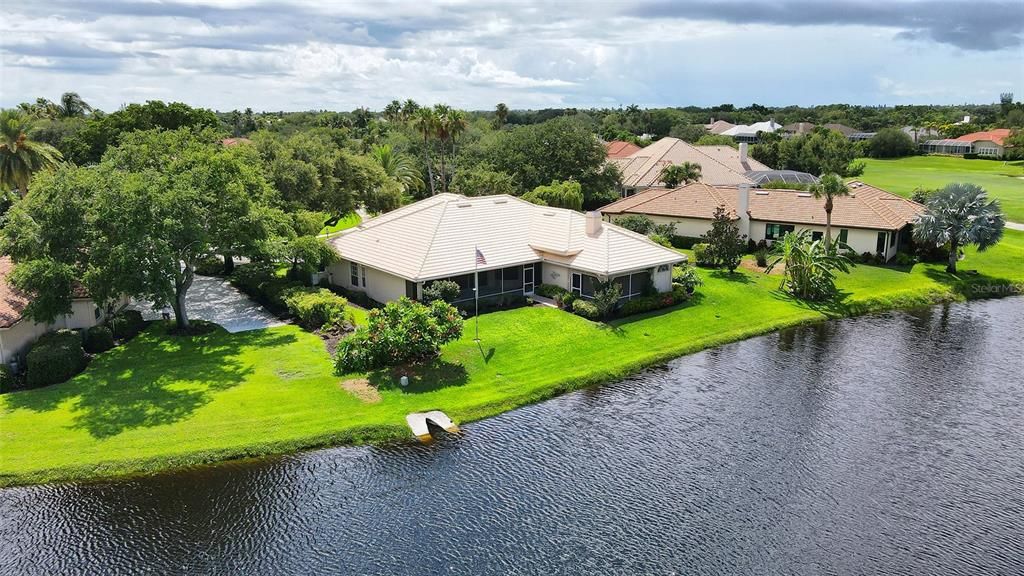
811,231,823,242
838,229,849,244
889,230,897,248
571,272,582,294
350,262,359,287
876,232,887,254
571,272,598,297
765,223,795,240
405,281,418,299
360,266,367,287
94,307,101,320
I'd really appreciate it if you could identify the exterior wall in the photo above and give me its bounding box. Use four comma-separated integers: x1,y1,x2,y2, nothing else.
539,262,571,290
972,140,1005,157
0,297,119,365
609,214,713,238
748,221,900,260
327,258,408,304
652,265,672,292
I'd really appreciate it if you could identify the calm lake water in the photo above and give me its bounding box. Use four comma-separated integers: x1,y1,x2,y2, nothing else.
2,298,1024,575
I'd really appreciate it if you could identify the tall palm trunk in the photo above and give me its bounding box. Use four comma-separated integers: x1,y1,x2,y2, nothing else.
824,197,833,244
439,142,448,194
422,133,435,196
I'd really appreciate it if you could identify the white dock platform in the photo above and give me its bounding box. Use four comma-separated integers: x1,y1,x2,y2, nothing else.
405,410,460,443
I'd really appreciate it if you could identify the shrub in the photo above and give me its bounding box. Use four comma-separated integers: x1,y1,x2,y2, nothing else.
892,252,917,267
649,233,672,248
535,283,569,299
108,309,145,341
0,364,18,393
866,128,917,158
83,325,115,354
195,256,224,276
860,251,874,264
591,281,622,319
702,205,744,271
672,266,703,294
421,279,461,304
558,292,577,310
26,330,88,388
692,243,712,266
231,263,303,315
283,287,348,330
334,298,463,374
669,235,703,250
619,290,684,316
755,247,769,267
614,214,655,235
571,298,599,319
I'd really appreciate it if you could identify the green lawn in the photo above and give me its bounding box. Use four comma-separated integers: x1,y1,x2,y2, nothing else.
319,212,362,235
856,156,1024,222
3,231,1023,486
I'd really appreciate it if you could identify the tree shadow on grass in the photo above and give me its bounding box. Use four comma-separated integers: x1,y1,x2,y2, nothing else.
604,292,707,334
3,324,299,439
367,359,469,393
708,269,754,284
922,267,1020,299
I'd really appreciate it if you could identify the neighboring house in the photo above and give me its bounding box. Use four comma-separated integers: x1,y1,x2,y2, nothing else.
720,120,782,143
599,181,923,261
0,257,115,367
610,137,772,195
782,122,869,140
604,140,642,158
921,129,1012,158
781,122,816,136
902,126,939,143
705,119,736,135
326,194,684,304
823,123,859,137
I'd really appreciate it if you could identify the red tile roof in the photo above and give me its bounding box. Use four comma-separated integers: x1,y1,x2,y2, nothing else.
955,129,1011,146
0,256,31,328
221,137,253,147
605,140,642,158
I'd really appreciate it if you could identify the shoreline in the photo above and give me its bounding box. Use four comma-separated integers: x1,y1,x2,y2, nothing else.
3,283,1019,489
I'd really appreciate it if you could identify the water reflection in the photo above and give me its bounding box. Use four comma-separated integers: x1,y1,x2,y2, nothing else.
2,298,1023,575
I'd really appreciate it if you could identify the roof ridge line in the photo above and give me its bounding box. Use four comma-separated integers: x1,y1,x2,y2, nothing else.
414,197,452,279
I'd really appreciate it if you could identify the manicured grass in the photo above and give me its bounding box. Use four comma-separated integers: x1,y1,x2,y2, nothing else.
3,231,1023,486
319,212,362,235
856,156,1024,222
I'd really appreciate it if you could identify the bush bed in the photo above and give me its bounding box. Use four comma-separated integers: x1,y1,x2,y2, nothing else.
108,309,145,341
0,364,18,394
83,325,115,354
283,288,348,331
334,298,463,373
231,264,304,315
26,330,88,388
571,299,599,319
194,256,224,276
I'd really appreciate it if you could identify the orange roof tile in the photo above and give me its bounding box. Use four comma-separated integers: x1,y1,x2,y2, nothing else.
605,140,642,158
954,129,1011,146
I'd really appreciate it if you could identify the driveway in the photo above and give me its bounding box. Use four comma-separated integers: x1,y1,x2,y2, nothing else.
132,274,284,333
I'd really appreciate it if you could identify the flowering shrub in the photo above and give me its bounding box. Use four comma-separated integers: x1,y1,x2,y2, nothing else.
334,298,463,373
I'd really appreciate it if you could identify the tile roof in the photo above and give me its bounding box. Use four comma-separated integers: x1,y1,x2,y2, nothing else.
328,194,683,281
955,129,1011,146
720,120,781,137
221,137,253,147
705,120,735,134
0,257,31,329
612,137,767,188
823,123,859,136
600,181,924,231
604,140,642,158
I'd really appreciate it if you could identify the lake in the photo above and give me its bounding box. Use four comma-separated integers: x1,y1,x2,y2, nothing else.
2,298,1023,575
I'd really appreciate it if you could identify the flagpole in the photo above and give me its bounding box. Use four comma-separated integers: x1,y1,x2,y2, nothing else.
474,245,480,341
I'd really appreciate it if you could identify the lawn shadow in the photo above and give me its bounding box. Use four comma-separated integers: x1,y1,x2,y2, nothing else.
610,292,707,330
3,324,298,439
708,269,754,284
922,267,1020,299
368,359,469,393
767,287,857,318
477,341,495,364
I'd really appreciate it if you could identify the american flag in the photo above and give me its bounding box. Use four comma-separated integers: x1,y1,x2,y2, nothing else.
475,247,487,266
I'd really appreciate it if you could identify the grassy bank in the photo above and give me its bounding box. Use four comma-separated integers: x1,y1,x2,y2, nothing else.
2,231,1022,487
856,156,1024,222
319,212,362,235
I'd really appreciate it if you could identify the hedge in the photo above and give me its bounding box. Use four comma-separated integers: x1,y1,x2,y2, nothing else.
26,330,88,388
83,325,115,354
231,264,303,316
283,287,348,330
0,364,17,394
108,309,145,341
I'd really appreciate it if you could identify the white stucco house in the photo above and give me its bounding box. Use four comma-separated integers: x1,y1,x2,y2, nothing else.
325,194,685,304
600,181,925,261
0,257,116,367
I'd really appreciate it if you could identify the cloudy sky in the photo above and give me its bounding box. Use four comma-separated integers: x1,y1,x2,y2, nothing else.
2,1,1022,112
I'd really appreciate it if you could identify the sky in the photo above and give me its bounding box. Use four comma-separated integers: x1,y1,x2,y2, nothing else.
1,0,1022,112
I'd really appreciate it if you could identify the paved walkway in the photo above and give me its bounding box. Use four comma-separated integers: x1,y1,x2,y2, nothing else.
1007,221,1024,232
132,274,284,333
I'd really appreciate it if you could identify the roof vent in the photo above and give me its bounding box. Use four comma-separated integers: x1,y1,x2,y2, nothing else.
797,193,812,198
493,199,507,204
755,190,769,195
456,202,472,208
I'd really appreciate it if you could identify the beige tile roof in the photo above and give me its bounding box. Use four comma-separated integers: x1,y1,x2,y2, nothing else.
328,194,684,281
604,140,642,158
695,145,772,173
705,120,735,134
600,181,924,231
613,137,758,188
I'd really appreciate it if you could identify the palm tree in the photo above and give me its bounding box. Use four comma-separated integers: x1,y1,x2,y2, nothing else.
56,92,92,118
383,100,402,123
495,102,509,128
441,109,468,193
371,144,423,194
766,230,852,300
913,182,1005,273
0,110,63,197
410,107,438,195
401,99,420,122
810,173,849,244
659,162,701,188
